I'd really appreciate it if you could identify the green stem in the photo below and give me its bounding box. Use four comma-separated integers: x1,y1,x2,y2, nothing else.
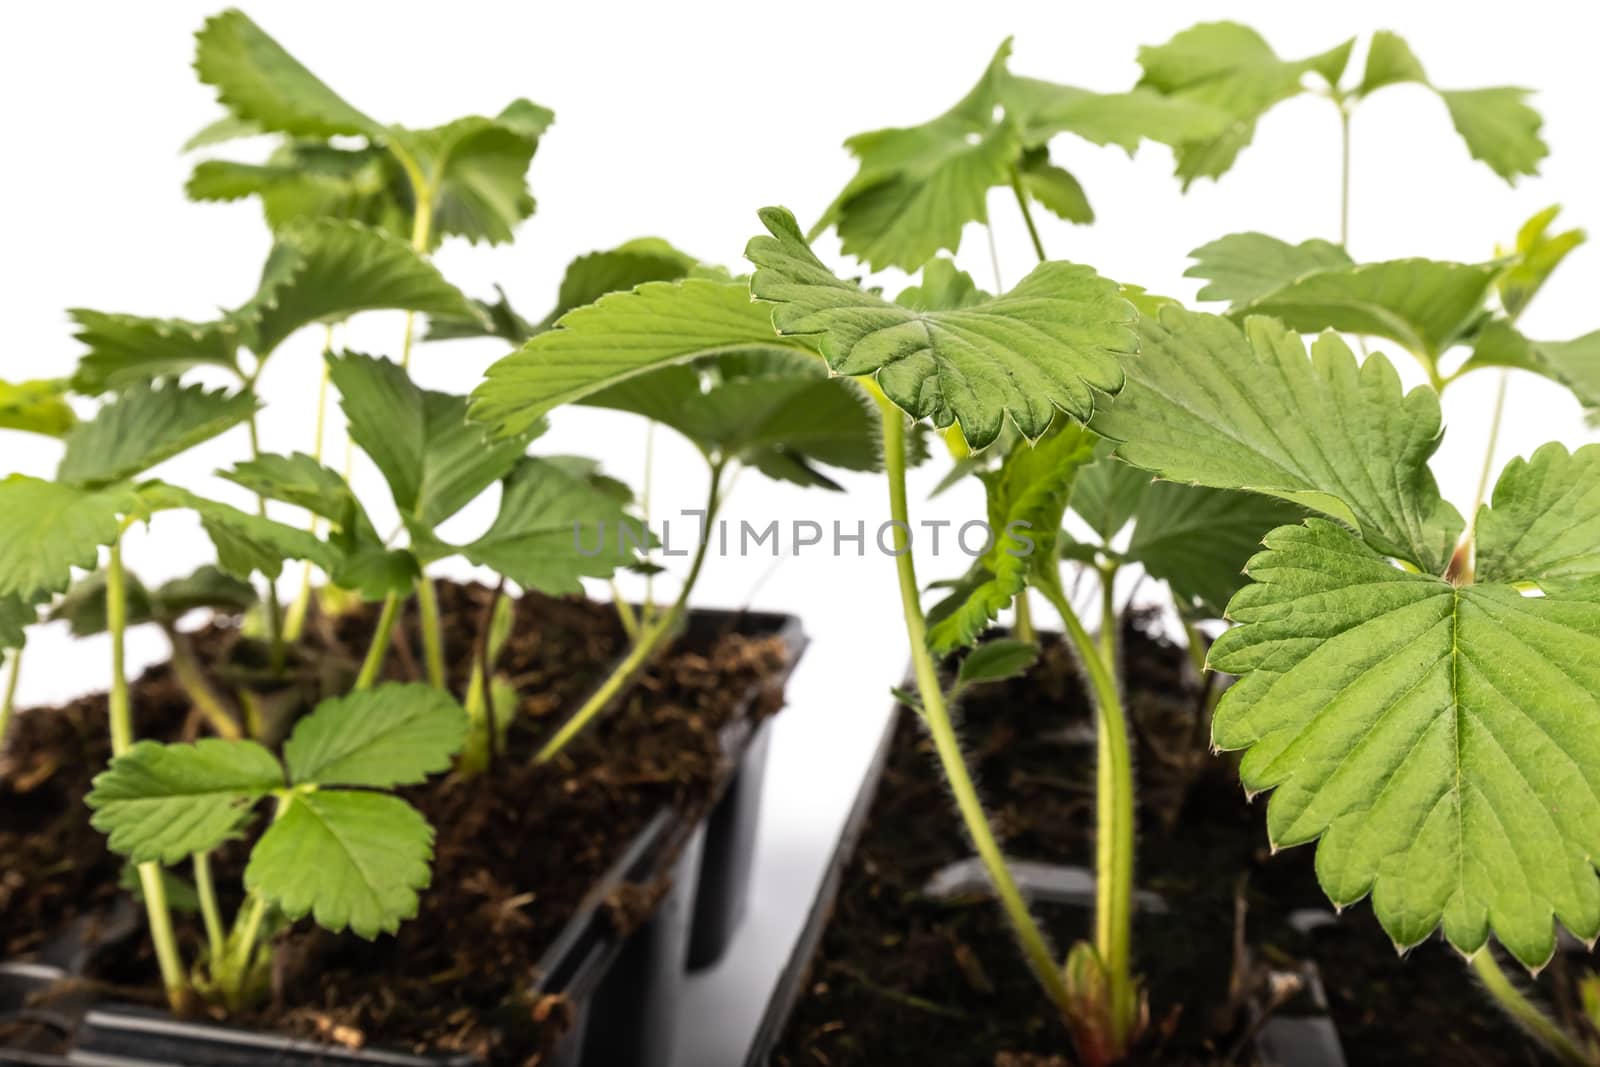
228,893,268,994
164,626,242,739
985,223,1005,291
394,149,436,370
1014,592,1036,643
1472,952,1591,1067
870,384,1073,1018
1337,100,1352,250
1469,371,1511,524
609,580,639,641
245,411,286,672
535,459,726,764
109,534,189,1012
1009,168,1048,262
193,852,227,968
1039,575,1136,1051
1098,563,1118,665
0,648,19,754
284,328,335,644
354,592,401,691
642,420,658,624
415,577,447,689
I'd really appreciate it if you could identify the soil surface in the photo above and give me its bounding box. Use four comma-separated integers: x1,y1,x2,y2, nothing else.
770,619,1585,1066
1,581,793,1064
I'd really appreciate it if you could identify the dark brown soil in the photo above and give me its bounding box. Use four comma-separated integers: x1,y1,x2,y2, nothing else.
771,619,1587,1066
1,581,793,1064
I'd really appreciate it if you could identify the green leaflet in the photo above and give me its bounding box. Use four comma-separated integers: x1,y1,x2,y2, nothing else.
58,383,257,489
471,277,809,440
1090,307,1463,575
1136,22,1352,187
328,352,536,529
53,565,254,637
1496,205,1585,320
927,421,1098,653
456,457,650,594
0,594,42,652
86,739,285,864
1185,232,1352,308
194,9,384,139
816,39,1226,270
70,309,240,393
581,350,882,489
242,220,477,357
1068,453,1303,619
953,637,1039,692
0,477,135,599
1476,443,1600,584
282,685,468,788
139,482,337,582
747,207,1136,450
1209,519,1600,968
246,790,434,940
0,379,77,437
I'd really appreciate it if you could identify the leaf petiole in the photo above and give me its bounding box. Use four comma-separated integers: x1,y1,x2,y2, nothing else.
1472,951,1591,1067
354,591,402,690
0,647,19,755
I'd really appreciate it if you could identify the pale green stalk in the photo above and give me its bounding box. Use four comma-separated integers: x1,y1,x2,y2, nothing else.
284,324,337,643
1472,952,1590,1067
0,648,19,754
109,534,189,1012
1009,167,1048,262
536,459,726,764
354,592,401,691
870,384,1073,1018
193,852,227,968
415,578,447,688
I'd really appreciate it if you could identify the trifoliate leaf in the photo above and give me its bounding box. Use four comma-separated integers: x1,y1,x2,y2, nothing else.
582,350,881,486
0,379,76,437
1347,30,1545,182
222,452,375,537
246,790,433,940
954,637,1039,691
928,422,1098,653
283,684,467,788
186,146,400,236
69,311,241,394
458,457,648,594
1209,518,1600,968
471,277,807,440
194,9,383,140
1497,206,1584,320
86,738,284,864
1135,22,1353,187
389,100,554,247
748,206,1136,450
1185,232,1353,308
1226,258,1499,362
139,482,336,581
1091,308,1463,574
1476,443,1600,584
0,477,134,599
328,352,535,529
1455,319,1600,410
240,220,476,357
58,383,256,489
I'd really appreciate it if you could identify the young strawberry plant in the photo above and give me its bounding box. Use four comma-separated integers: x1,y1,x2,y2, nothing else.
454,240,881,761
86,683,467,1010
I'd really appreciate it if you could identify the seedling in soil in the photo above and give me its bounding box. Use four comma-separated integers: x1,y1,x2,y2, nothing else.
464,241,883,762
87,683,467,1011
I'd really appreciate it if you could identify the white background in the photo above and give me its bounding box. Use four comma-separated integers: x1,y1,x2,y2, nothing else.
5,3,1599,1064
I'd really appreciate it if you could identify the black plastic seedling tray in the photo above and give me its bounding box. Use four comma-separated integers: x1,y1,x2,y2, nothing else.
1,608,806,1067
742,688,1347,1067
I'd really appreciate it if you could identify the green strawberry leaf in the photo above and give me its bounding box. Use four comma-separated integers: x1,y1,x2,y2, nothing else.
0,379,77,437
328,352,537,529
747,206,1136,450
58,383,256,489
1476,443,1600,584
246,789,434,940
1209,518,1600,968
927,421,1098,652
139,482,336,581
1454,320,1600,411
1091,308,1463,574
194,9,383,140
1357,30,1429,95
0,477,136,599
0,593,43,652
1135,22,1353,187
457,457,649,594
222,452,377,538
1015,150,1093,225
1185,232,1353,308
1497,205,1585,319
69,311,241,394
283,683,468,788
86,738,284,864
1224,258,1500,362
186,145,401,237
241,220,477,357
53,565,254,637
471,277,808,441
954,637,1040,692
